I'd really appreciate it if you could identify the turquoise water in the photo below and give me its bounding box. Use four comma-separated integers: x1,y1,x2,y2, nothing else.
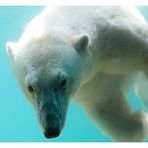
0,6,148,142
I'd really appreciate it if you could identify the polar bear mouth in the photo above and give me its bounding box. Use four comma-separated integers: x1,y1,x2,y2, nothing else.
43,126,60,138
44,130,60,138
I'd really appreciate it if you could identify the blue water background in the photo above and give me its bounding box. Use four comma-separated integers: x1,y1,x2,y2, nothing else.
0,6,148,142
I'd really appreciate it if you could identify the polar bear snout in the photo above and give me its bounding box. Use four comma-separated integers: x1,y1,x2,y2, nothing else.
36,89,68,138
39,110,62,139
40,113,61,138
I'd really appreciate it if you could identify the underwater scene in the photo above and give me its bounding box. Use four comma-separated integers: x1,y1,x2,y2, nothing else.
0,6,148,142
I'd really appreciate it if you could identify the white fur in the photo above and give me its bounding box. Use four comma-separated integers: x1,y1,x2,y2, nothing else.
6,6,148,141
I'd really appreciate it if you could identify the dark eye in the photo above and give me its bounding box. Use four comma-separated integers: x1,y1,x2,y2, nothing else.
59,79,67,90
28,85,35,93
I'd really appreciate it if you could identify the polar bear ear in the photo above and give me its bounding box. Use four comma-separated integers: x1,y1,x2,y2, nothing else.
6,41,17,60
72,34,90,54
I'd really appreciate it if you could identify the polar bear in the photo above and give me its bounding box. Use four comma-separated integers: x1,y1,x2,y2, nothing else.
6,6,148,141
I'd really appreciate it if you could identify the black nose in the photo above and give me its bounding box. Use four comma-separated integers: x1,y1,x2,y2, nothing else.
44,127,60,138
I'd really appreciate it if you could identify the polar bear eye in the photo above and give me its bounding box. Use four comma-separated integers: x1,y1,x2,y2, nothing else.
59,79,67,90
28,85,39,94
28,85,35,93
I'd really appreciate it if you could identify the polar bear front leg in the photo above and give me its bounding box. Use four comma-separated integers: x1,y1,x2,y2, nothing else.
77,72,148,142
84,92,148,141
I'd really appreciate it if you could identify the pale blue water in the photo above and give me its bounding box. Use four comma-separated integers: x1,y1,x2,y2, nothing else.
0,6,148,142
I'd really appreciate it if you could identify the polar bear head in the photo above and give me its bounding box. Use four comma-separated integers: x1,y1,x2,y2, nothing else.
6,29,90,138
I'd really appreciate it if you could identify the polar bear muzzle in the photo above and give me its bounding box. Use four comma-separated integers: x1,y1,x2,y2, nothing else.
36,88,68,138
